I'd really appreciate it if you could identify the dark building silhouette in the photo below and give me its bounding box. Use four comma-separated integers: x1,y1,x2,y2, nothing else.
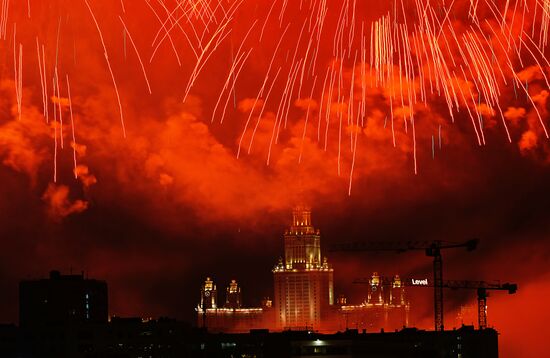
0,324,17,358
19,271,109,328
4,321,499,358
18,270,108,358
19,270,108,328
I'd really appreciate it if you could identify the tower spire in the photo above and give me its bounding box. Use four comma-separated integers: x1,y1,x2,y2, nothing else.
290,205,314,234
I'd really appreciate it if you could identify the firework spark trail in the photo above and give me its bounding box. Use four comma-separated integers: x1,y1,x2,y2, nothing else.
360,22,366,123
519,0,527,53
119,16,152,94
66,74,78,178
149,0,200,60
260,0,278,42
52,74,58,184
182,0,244,103
309,0,329,76
218,48,253,126
3,0,550,189
248,67,282,156
0,0,8,40
473,22,512,142
347,100,360,196
145,0,183,66
317,65,331,142
267,61,302,165
348,50,357,152
54,67,64,149
456,66,482,145
484,0,524,66
298,75,318,164
36,37,46,117
324,62,337,151
41,44,49,123
12,24,23,121
212,49,249,124
509,63,550,138
84,0,126,138
237,22,291,158
541,0,550,49
280,58,303,136
336,55,345,176
209,17,258,125
469,0,480,23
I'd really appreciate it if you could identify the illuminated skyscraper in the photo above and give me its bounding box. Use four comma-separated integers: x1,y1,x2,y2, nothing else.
273,206,334,330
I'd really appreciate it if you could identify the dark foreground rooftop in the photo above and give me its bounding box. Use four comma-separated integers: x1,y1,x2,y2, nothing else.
0,320,497,358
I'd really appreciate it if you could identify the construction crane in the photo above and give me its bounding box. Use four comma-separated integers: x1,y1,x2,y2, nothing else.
353,275,517,329
330,239,479,331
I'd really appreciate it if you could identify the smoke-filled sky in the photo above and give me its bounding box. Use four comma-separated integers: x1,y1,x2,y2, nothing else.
0,0,549,356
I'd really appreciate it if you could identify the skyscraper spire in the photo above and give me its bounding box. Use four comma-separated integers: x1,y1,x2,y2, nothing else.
290,205,315,234
284,205,321,267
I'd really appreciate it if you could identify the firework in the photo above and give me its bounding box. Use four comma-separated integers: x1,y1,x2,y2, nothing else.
1,0,549,191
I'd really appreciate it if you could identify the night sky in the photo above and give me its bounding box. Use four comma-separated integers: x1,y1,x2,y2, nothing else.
0,1,549,357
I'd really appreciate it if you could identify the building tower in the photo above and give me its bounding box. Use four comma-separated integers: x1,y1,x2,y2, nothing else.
200,277,217,309
225,280,242,309
367,272,384,305
273,206,334,331
390,275,406,306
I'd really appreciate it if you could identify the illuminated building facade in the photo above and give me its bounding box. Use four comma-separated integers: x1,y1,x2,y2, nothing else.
197,207,409,333
336,273,410,331
272,206,334,330
197,278,274,332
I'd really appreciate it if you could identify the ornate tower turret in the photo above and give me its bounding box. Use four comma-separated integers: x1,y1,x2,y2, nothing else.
367,272,384,305
200,277,217,309
390,275,406,306
225,280,242,309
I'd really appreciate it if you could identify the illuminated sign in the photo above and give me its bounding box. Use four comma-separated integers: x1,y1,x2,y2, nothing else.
411,278,429,286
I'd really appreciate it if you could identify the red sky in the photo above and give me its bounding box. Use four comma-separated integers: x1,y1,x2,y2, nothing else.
0,1,549,356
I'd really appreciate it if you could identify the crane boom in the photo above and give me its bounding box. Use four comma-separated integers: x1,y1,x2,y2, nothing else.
329,239,478,253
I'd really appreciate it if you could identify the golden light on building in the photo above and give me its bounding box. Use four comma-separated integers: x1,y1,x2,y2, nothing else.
225,279,242,309
200,277,217,309
273,206,334,330
197,206,409,333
